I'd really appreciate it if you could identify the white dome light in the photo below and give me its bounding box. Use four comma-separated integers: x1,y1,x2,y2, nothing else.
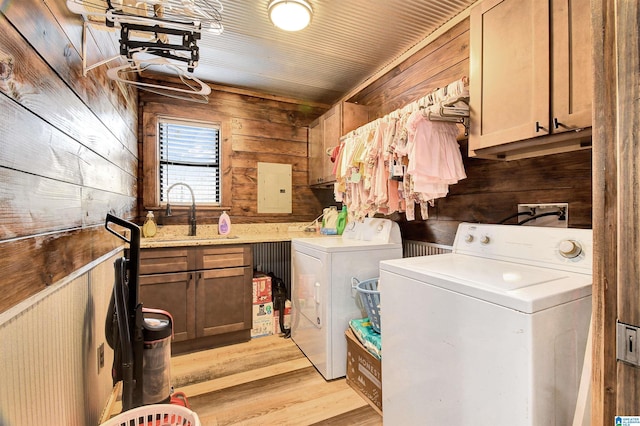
268,0,312,32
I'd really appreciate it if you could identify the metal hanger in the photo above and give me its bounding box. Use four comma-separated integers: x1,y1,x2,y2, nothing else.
107,56,212,103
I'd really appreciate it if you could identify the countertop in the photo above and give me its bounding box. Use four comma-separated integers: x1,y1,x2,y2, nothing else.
140,222,326,248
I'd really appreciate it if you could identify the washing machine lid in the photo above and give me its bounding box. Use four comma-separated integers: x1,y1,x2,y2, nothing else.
292,236,401,252
292,217,402,252
380,254,592,313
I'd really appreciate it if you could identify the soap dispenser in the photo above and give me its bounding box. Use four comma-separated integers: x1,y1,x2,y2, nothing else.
218,211,231,235
142,211,157,238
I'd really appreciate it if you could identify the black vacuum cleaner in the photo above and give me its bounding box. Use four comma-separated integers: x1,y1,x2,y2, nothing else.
105,214,175,411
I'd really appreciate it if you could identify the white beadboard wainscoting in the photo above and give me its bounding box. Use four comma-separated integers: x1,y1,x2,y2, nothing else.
0,249,123,426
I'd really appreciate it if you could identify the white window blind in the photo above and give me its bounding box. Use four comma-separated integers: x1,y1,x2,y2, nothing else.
158,118,221,205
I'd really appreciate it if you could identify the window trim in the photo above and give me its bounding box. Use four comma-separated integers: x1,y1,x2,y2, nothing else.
142,111,232,211
158,117,221,206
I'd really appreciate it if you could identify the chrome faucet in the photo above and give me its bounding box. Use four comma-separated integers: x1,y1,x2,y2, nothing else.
165,182,197,236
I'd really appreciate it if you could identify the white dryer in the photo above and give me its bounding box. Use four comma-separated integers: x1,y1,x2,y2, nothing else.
379,223,592,425
291,217,402,380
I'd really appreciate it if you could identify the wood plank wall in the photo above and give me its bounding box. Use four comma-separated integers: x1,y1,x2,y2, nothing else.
0,1,137,313
348,19,592,245
138,83,334,225
0,6,593,313
592,0,640,420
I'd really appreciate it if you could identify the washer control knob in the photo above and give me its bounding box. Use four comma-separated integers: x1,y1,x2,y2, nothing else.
465,234,474,243
559,240,582,259
480,235,490,245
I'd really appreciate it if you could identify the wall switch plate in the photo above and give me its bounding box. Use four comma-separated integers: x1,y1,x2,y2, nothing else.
617,322,640,366
517,203,568,227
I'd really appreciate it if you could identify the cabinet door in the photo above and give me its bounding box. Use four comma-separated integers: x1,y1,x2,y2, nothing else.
308,117,324,185
196,266,252,337
469,0,550,151
550,0,592,131
139,272,195,342
322,104,341,183
342,102,369,135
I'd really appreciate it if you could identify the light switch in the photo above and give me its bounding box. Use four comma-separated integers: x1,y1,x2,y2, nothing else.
617,321,640,366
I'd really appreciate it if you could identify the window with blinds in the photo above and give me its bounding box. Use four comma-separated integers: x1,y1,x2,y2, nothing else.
158,118,221,205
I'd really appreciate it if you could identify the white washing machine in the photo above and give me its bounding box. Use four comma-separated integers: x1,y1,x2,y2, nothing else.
379,223,592,425
291,217,402,380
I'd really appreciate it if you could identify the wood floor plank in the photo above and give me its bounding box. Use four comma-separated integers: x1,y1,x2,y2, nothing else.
189,370,364,425
176,357,312,397
172,335,304,387
309,406,383,426
226,388,371,426
170,335,382,425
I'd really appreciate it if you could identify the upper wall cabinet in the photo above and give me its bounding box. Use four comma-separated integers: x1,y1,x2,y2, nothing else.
468,0,592,160
309,102,368,187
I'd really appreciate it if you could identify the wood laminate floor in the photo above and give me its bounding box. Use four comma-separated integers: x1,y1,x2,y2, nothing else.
171,335,383,426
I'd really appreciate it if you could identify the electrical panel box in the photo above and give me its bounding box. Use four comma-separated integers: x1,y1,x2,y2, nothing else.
257,162,292,214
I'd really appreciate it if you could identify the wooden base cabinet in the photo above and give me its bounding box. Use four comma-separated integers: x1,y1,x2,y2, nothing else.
469,0,592,160
138,245,252,351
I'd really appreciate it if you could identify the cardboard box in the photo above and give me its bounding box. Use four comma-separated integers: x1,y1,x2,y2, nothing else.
345,328,382,414
251,302,274,338
252,275,272,304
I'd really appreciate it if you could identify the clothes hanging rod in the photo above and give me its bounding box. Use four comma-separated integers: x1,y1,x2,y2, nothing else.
341,76,470,141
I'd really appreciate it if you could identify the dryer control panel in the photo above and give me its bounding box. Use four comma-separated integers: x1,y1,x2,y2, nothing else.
453,223,592,274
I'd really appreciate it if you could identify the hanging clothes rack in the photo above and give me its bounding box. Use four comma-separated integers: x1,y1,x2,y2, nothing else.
342,76,470,142
333,76,469,222
66,0,224,34
119,22,201,72
66,0,223,102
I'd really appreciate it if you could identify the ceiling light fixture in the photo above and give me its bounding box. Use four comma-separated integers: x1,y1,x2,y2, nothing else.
268,0,312,32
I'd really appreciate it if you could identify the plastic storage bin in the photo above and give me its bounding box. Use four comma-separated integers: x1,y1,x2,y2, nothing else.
353,278,381,333
101,404,200,426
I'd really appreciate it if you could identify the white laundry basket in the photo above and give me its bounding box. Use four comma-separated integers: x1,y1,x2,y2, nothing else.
101,404,200,426
352,277,381,333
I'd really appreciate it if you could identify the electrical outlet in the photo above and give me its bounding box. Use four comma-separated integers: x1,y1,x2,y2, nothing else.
617,322,640,366
97,343,105,372
517,203,568,227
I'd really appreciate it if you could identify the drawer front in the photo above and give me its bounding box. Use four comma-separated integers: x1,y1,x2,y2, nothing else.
199,245,251,270
140,247,191,274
